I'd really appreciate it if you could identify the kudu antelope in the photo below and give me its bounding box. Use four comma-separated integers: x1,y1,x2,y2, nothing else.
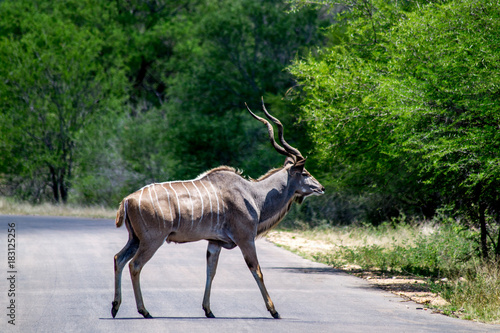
111,101,325,319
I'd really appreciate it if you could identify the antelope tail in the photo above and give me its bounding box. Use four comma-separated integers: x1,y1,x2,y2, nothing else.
115,200,128,228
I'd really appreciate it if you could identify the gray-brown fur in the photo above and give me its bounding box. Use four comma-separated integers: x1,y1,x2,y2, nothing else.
111,100,324,320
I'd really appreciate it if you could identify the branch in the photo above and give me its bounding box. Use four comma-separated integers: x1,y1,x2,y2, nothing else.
485,226,497,252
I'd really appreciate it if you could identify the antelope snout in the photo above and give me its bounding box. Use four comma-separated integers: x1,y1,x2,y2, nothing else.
316,186,325,195
310,184,325,196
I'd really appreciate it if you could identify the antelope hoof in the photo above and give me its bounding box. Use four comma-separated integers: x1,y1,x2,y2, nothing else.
271,311,281,319
205,311,215,318
139,309,153,319
111,301,120,318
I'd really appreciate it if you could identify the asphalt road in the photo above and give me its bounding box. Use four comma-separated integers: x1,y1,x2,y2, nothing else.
0,215,497,332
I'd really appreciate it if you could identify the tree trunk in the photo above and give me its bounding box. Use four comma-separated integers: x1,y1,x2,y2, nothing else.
479,203,488,259
59,173,68,204
495,214,500,258
48,165,68,204
49,165,60,203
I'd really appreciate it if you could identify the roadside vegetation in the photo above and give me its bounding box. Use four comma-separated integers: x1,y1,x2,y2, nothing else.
269,217,500,324
0,196,116,219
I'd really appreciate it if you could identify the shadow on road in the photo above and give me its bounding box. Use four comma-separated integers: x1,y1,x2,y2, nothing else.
268,266,343,275
100,316,274,321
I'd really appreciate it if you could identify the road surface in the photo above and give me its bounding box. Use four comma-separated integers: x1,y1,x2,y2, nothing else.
0,215,496,332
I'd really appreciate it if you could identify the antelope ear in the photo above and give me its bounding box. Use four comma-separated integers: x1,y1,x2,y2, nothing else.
290,157,306,174
284,156,295,167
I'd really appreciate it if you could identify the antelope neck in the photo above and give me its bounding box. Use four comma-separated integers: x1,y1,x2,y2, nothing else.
251,168,296,225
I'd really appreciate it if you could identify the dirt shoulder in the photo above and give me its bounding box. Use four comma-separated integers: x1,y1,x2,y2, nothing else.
266,230,450,310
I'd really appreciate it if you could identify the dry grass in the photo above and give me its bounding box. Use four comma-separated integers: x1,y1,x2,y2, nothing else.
267,223,500,324
266,223,431,256
0,196,116,219
442,261,500,324
266,226,450,311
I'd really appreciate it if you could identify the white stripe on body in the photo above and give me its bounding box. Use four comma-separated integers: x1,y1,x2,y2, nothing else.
216,186,226,225
207,176,220,228
148,177,222,230
199,180,213,227
152,185,166,228
147,185,160,227
123,199,128,225
160,184,174,223
191,181,204,225
181,182,194,228
138,186,146,223
169,183,181,229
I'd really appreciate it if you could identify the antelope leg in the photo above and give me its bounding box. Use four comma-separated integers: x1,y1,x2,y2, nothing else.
239,240,280,319
129,239,164,318
202,240,222,318
112,234,139,318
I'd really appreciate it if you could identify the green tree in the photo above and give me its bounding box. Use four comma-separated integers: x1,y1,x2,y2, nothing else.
0,3,128,203
0,0,329,205
289,0,431,222
386,0,500,257
290,0,500,255
112,0,195,108
159,0,328,180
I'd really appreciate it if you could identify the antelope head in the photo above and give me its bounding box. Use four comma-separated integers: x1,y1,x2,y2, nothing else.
246,99,325,203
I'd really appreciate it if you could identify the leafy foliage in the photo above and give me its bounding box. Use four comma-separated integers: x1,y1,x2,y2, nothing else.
0,1,128,202
288,0,500,255
160,0,328,179
387,0,500,256
288,0,436,222
0,0,328,203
